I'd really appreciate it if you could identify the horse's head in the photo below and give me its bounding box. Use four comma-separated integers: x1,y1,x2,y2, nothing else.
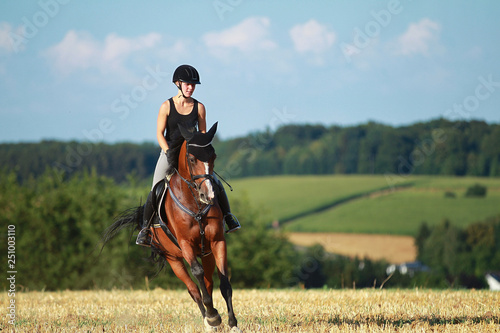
179,122,218,205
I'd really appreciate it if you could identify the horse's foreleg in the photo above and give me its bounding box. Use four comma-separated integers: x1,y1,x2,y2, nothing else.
182,243,221,327
189,258,221,327
212,241,238,329
202,254,216,296
166,257,206,318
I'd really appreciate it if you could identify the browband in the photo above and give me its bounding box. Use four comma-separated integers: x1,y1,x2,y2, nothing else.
188,141,213,148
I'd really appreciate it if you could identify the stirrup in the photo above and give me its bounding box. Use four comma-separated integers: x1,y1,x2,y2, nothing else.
136,228,152,247
224,214,241,233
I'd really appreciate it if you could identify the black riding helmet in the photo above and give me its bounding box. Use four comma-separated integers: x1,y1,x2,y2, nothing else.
173,64,201,84
172,64,200,98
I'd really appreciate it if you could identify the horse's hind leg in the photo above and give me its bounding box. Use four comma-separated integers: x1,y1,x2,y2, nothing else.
166,257,206,318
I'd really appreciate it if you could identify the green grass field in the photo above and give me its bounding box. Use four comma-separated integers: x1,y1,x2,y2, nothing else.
227,175,410,222
228,175,500,236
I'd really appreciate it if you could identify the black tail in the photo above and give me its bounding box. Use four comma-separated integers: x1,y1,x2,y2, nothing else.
99,204,170,279
100,205,143,251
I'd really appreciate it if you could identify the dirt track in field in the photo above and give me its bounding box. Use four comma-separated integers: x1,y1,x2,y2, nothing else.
288,232,416,264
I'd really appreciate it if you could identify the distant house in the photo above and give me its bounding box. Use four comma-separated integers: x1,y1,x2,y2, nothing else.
485,273,500,291
386,261,430,277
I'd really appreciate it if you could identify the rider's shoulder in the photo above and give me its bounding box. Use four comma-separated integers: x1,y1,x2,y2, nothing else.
159,99,172,115
197,100,206,111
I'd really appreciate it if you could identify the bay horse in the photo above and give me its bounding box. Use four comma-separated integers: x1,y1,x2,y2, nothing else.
102,123,240,332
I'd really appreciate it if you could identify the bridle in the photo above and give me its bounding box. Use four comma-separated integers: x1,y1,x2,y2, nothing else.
185,141,216,199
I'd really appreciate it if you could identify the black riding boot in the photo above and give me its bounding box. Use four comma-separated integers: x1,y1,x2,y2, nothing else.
136,190,155,247
215,177,241,233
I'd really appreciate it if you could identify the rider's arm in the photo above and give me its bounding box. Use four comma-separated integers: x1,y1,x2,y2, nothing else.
157,101,170,153
198,102,207,134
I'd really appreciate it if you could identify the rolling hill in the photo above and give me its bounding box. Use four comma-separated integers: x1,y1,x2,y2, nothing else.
227,175,500,236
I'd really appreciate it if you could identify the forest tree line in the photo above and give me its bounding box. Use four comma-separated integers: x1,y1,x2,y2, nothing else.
1,118,500,183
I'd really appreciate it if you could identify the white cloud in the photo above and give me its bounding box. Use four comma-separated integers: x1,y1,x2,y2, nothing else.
289,19,336,54
103,33,160,62
395,18,442,56
156,39,191,64
45,30,161,75
202,17,276,58
46,31,99,74
0,22,25,54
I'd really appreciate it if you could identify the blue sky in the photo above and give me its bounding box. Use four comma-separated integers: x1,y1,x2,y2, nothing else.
1,0,499,143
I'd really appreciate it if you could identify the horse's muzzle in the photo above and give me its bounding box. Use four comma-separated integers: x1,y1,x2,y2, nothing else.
199,193,214,206
198,178,215,205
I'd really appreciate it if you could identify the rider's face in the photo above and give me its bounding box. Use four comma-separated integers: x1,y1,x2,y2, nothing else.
180,82,196,97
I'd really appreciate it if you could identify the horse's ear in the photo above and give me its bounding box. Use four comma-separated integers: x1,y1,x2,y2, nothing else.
178,123,195,141
206,122,218,140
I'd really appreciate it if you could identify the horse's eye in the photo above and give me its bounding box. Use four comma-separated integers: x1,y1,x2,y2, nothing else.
188,156,196,163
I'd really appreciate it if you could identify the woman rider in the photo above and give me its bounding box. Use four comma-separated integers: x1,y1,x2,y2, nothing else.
136,64,241,247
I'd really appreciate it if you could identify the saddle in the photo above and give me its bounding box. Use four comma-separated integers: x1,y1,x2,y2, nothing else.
151,179,180,249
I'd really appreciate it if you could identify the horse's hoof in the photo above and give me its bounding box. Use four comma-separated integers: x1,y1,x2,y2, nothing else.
204,317,220,332
230,326,242,333
205,314,222,327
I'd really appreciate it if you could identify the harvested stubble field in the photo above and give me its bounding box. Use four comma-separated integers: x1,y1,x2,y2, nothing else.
2,289,499,332
287,232,416,263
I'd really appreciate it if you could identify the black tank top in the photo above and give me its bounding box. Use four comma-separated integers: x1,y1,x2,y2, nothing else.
165,98,199,148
